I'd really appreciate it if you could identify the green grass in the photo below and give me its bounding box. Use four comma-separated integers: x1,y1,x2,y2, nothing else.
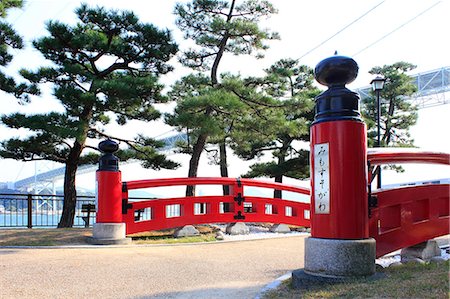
128,225,217,244
132,233,217,244
0,225,218,246
0,228,92,246
263,261,450,299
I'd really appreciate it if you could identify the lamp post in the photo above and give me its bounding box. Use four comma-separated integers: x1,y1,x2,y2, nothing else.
370,75,386,188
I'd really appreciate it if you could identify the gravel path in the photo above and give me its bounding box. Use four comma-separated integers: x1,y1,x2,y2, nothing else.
0,235,307,299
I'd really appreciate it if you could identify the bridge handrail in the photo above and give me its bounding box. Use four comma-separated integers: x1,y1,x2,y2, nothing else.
124,177,311,195
369,183,449,257
122,177,311,235
367,148,450,165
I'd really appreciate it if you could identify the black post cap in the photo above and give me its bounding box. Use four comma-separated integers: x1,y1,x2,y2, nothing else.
315,55,358,87
99,139,119,153
98,139,119,171
313,55,362,124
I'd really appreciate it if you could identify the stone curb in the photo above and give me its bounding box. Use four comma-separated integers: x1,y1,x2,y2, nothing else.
254,272,292,299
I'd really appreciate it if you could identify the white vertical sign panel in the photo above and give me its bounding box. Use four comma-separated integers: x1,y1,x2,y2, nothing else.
314,143,330,214
95,175,99,209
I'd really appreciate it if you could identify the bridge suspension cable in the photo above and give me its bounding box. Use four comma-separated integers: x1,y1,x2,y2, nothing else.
297,1,385,61
353,1,441,57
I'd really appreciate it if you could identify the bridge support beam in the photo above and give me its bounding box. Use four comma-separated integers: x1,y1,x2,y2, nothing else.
90,140,130,245
294,55,375,286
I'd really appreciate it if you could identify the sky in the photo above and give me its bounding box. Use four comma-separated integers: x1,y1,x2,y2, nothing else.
0,0,449,190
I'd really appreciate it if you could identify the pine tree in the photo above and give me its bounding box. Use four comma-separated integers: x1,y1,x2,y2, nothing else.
0,5,178,227
170,0,278,196
362,62,418,148
0,0,37,99
231,59,318,197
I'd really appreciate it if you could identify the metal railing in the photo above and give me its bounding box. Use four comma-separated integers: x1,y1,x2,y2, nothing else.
0,193,95,228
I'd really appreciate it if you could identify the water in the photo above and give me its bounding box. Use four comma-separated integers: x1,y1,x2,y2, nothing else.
0,195,96,228
0,213,94,228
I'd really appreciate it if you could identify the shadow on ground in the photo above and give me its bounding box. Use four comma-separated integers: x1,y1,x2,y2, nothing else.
133,285,267,299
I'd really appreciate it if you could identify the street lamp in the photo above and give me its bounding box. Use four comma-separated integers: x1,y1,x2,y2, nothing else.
370,75,386,188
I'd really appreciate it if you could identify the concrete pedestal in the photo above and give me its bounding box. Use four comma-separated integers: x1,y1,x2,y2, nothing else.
304,237,375,278
88,223,131,245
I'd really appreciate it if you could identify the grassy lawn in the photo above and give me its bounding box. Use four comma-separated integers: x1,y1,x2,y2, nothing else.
131,233,216,244
263,261,449,299
129,225,217,244
0,228,93,246
0,225,217,246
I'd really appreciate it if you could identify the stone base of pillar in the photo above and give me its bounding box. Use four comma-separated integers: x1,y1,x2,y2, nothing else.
305,237,376,276
88,223,131,245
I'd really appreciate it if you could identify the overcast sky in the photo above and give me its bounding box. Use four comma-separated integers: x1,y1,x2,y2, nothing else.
0,0,449,187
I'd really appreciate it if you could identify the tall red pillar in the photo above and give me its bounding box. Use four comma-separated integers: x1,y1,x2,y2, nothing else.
294,55,375,283
310,57,369,239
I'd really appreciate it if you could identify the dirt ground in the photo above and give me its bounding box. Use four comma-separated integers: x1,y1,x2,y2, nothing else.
1,229,448,299
0,233,307,299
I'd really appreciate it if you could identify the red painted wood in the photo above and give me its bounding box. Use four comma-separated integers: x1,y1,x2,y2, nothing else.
369,184,450,257
368,149,450,165
122,177,311,235
126,177,310,194
96,171,122,223
310,121,369,239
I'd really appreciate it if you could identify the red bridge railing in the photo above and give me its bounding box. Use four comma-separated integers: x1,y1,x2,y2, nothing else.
122,177,311,235
367,148,450,257
367,148,450,166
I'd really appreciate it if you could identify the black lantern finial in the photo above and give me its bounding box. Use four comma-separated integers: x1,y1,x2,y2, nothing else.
98,139,119,171
313,55,361,124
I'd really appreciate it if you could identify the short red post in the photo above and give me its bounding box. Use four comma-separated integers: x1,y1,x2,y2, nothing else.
96,142,122,223
293,55,375,284
90,139,130,245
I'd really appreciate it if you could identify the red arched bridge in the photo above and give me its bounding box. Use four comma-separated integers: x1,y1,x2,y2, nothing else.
100,148,449,258
122,177,311,235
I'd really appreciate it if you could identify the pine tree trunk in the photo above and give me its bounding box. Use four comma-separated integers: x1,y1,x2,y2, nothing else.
273,152,286,199
58,142,83,228
186,133,208,196
219,140,229,195
383,98,395,146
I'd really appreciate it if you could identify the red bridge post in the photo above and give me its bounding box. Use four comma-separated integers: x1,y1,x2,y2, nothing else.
293,55,376,284
90,139,130,245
